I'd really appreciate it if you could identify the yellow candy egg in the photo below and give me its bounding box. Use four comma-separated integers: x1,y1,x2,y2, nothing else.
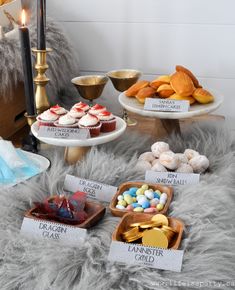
132,197,137,202
141,184,149,190
118,200,127,207
157,203,164,211
124,194,133,205
134,207,144,212
136,188,145,195
155,190,162,196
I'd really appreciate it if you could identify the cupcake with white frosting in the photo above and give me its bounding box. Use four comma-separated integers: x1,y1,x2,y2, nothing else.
78,113,101,137
89,104,106,115
72,102,90,112
37,109,59,126
50,104,68,116
97,111,116,132
54,113,78,128
68,107,86,119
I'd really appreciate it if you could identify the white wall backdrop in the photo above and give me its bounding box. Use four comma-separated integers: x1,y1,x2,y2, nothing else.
47,0,235,122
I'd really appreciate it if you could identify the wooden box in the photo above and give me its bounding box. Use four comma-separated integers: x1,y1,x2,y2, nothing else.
112,212,184,250
109,181,173,217
0,82,27,138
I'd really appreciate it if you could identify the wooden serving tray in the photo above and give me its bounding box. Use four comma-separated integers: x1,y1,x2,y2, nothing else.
25,201,106,229
109,181,173,217
112,212,184,250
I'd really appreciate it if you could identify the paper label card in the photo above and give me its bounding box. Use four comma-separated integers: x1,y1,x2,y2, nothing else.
145,171,200,185
38,126,90,140
108,241,184,272
21,217,87,246
64,174,117,202
144,98,190,112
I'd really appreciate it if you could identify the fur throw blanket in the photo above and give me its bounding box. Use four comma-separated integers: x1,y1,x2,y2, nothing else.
0,121,235,290
0,7,79,105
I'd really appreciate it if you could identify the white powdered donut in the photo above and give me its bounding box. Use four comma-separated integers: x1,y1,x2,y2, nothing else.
138,152,155,163
151,161,167,172
189,155,209,173
176,163,194,173
175,153,188,164
151,142,170,158
159,151,179,170
184,149,200,160
151,159,160,166
136,160,152,171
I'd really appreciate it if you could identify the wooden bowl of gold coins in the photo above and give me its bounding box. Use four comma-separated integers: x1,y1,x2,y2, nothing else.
112,212,184,249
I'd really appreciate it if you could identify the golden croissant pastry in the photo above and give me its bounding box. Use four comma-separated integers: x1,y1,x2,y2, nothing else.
192,88,214,104
170,71,195,97
157,84,175,98
125,80,149,97
176,65,201,88
136,87,156,103
168,93,196,105
150,75,170,89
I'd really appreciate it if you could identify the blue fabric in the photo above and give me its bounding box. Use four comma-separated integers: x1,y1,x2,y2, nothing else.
0,150,40,185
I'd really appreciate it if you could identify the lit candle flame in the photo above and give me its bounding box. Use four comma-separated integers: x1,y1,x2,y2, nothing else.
21,9,26,26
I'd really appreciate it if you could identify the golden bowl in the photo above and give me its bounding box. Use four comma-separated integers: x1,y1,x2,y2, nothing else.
107,69,142,92
71,75,109,101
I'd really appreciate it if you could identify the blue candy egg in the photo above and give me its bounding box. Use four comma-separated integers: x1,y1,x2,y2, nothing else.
141,201,150,209
129,187,138,195
154,192,160,199
132,202,141,208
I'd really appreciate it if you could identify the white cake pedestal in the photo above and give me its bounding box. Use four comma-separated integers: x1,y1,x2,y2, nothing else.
31,116,127,164
119,91,223,135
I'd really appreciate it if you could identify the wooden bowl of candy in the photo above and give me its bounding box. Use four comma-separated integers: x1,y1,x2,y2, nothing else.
25,193,106,229
112,213,184,250
109,181,173,217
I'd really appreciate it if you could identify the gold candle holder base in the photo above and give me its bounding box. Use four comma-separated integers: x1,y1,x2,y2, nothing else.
32,48,52,114
64,146,91,164
24,113,37,126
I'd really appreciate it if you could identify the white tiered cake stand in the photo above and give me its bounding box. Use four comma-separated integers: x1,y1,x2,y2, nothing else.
119,91,223,135
31,116,127,164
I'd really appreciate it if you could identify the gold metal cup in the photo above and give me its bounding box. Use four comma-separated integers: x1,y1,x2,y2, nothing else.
106,69,141,126
106,69,141,92
32,48,52,114
71,75,109,104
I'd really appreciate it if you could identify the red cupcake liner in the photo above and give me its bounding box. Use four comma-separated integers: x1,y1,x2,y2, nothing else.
100,118,116,132
79,122,101,137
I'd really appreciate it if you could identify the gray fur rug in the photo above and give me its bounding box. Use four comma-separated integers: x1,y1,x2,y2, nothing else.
0,9,79,105
0,122,235,290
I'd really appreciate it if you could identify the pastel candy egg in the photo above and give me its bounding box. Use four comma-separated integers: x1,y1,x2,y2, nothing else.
132,202,141,208
161,192,167,199
157,203,164,211
136,195,145,201
134,207,144,212
116,205,125,210
126,205,134,211
155,190,162,195
159,198,167,205
141,201,150,209
144,190,154,200
129,187,138,195
154,192,161,199
124,194,133,205
150,198,160,206
117,195,124,201
138,197,148,206
123,191,130,196
118,200,127,207
141,184,149,190
136,188,145,195
144,208,156,213
132,197,137,202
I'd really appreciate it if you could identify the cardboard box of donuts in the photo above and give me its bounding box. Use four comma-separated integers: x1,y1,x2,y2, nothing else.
125,65,214,106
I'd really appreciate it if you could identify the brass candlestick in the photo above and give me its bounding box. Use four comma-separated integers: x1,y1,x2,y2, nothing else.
32,48,52,114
